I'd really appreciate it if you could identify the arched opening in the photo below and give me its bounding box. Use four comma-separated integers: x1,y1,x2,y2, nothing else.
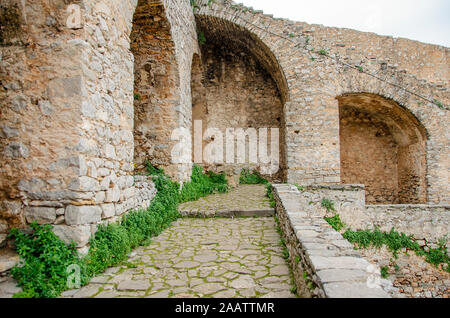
191,15,288,183
131,0,180,178
338,93,428,204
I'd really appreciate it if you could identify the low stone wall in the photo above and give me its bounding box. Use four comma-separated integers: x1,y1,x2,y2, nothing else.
351,205,449,248
272,184,392,298
49,176,157,254
300,185,450,248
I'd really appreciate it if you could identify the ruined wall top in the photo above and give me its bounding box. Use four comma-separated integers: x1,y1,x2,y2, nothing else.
199,0,448,88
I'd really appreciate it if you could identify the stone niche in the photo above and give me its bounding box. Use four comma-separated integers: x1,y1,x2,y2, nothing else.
191,15,288,182
338,93,428,204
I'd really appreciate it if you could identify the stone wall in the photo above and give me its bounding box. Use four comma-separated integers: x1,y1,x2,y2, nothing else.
300,185,450,248
0,0,197,251
272,184,393,298
52,176,156,252
352,205,450,249
0,0,448,250
132,0,199,181
340,105,399,203
196,0,449,204
132,2,180,175
191,36,285,180
0,0,88,247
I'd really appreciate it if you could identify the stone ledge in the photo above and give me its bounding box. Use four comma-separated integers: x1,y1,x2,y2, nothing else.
272,184,392,298
304,184,365,192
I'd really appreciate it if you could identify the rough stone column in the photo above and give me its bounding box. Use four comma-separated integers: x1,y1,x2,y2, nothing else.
0,0,87,248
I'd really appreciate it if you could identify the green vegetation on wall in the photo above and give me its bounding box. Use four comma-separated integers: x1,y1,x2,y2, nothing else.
342,228,449,272
321,211,450,273
239,169,269,185
324,214,345,232
9,163,228,298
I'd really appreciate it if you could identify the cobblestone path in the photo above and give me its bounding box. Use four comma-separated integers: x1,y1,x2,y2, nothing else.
64,214,296,298
179,185,273,217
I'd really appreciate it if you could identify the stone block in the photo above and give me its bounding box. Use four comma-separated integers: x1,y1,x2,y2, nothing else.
52,225,91,247
0,250,19,273
316,269,369,284
105,187,120,203
69,176,100,192
0,234,7,247
24,207,56,224
65,205,102,225
308,255,370,272
95,191,106,203
101,203,116,219
4,142,29,158
0,220,7,233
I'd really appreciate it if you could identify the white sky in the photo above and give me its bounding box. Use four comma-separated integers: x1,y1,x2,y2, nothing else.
239,0,450,47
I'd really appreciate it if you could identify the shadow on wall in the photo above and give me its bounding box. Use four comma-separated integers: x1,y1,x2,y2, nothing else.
191,15,289,182
131,1,180,178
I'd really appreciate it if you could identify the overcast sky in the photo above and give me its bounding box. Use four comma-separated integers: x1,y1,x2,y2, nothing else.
239,0,450,47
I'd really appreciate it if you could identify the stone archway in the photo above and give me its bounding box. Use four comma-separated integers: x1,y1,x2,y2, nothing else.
191,15,289,182
131,1,181,178
338,93,428,204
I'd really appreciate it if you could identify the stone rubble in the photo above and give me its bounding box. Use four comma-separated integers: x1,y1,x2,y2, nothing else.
359,246,450,298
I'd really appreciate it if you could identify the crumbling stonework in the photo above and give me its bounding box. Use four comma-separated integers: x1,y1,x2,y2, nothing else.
272,184,394,298
192,34,285,180
339,93,427,204
0,0,448,252
300,185,449,249
195,0,449,205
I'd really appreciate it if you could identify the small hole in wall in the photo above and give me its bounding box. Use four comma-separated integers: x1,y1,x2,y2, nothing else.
294,130,300,134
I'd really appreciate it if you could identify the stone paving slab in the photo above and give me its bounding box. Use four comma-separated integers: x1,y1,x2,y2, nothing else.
63,218,296,298
179,185,274,217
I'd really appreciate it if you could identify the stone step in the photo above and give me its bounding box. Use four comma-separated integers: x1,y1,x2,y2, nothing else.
180,208,275,218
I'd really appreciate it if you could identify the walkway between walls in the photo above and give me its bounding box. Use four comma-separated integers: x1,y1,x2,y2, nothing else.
61,185,297,298
179,185,274,217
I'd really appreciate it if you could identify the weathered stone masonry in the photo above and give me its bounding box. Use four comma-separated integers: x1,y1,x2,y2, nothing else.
272,184,393,298
0,0,448,255
0,0,199,252
191,22,286,180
